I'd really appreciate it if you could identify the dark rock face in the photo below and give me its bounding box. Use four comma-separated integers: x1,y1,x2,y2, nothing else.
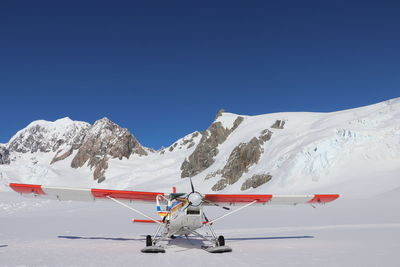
211,137,263,191
50,148,73,164
71,118,147,182
0,146,10,164
214,108,225,120
93,157,108,183
241,174,272,191
259,129,273,143
210,128,275,191
231,116,244,132
271,120,285,129
180,116,244,178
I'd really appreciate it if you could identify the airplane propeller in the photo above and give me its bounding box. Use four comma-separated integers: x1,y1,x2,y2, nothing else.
183,177,230,211
189,176,195,193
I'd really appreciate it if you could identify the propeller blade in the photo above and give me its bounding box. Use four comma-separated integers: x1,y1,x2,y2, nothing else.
189,177,195,193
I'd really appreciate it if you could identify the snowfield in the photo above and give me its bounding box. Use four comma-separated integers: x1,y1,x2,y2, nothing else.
1,191,399,266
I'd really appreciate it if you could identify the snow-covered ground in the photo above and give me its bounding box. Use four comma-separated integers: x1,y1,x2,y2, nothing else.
1,191,399,266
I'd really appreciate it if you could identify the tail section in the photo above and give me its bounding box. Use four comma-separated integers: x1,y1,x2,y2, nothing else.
156,195,171,220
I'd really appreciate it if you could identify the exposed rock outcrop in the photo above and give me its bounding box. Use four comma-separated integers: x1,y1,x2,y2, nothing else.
214,108,225,120
0,146,10,165
241,174,272,190
160,132,200,154
93,157,109,183
50,148,73,164
71,118,147,182
271,120,285,129
259,129,273,143
210,129,273,191
211,137,264,191
181,115,244,178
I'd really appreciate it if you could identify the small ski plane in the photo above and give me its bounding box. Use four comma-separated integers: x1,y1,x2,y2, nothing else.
9,180,339,253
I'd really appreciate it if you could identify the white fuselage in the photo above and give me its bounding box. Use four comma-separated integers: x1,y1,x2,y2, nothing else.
167,205,204,236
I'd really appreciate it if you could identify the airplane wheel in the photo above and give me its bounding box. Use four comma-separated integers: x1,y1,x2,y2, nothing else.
146,235,152,247
218,235,225,246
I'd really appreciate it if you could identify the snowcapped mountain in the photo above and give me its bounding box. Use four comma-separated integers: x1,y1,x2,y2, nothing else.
7,117,90,154
1,98,400,197
70,117,148,183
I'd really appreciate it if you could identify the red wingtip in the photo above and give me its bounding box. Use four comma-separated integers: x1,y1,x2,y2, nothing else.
9,183,46,195
308,194,340,204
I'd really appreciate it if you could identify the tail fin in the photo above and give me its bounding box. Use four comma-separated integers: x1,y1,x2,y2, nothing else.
156,195,171,219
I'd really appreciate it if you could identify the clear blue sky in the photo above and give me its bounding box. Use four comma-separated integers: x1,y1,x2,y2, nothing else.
1,0,399,149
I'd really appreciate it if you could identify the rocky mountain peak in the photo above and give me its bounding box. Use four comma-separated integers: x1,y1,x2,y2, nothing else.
180,114,245,178
7,118,90,154
91,117,113,128
214,108,225,120
71,117,148,183
0,116,150,183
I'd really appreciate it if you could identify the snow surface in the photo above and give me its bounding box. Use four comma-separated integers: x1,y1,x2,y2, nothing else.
0,192,399,266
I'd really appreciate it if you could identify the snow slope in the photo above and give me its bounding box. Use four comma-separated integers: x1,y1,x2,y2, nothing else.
1,98,400,198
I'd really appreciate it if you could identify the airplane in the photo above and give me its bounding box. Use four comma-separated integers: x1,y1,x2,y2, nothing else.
9,179,339,253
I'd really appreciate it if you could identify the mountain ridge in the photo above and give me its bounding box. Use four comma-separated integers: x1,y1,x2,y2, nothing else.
1,97,400,197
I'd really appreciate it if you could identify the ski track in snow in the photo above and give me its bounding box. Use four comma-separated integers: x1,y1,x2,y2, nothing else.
0,192,399,266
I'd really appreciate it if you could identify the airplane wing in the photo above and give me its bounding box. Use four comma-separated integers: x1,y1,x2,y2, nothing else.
9,183,339,206
9,183,164,203
203,193,340,206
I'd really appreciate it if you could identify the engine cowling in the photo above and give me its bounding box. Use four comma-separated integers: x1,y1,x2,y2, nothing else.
187,192,203,207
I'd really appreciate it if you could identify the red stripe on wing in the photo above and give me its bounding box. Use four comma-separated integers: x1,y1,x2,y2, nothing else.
9,183,46,195
91,188,163,201
308,194,340,203
203,194,272,203
132,219,163,223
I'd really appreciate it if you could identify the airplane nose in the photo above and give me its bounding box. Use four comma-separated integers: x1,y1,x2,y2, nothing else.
188,192,203,206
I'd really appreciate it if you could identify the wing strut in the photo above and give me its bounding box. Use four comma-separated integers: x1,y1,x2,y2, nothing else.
205,200,257,225
106,196,163,225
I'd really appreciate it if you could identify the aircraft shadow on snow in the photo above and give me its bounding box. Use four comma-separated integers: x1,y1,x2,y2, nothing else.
226,235,314,241
57,235,314,251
